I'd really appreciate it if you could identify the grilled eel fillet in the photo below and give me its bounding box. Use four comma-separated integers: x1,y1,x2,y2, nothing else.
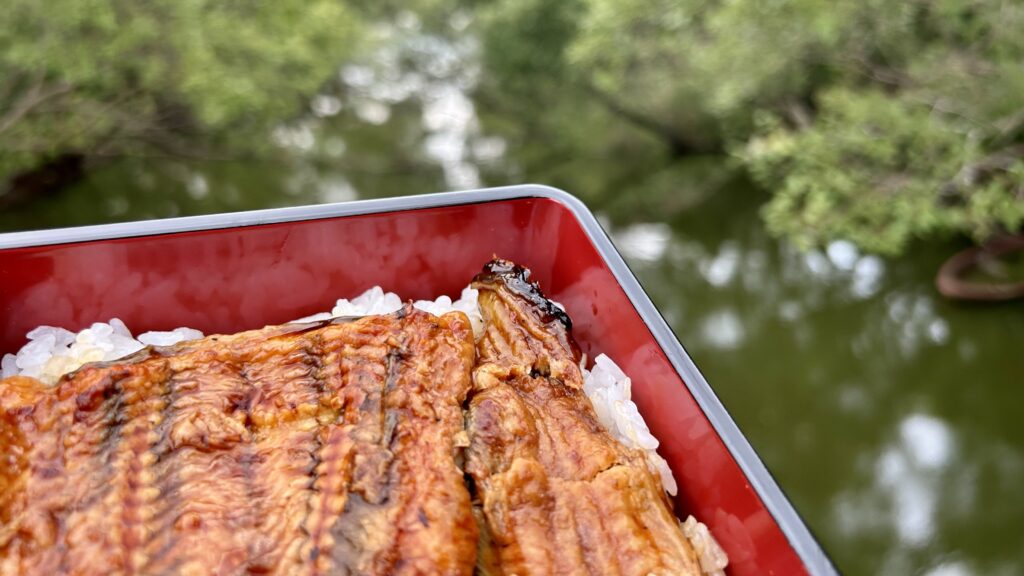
467,260,704,575
0,306,477,576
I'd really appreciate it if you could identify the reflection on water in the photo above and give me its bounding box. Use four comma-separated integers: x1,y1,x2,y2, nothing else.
612,190,1024,574
699,310,745,350
3,19,1024,576
837,412,958,571
614,222,672,263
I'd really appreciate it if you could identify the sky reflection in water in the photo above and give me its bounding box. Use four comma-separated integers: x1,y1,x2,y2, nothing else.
611,205,1024,574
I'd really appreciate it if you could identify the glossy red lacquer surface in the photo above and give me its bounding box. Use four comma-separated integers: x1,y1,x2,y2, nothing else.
0,197,806,575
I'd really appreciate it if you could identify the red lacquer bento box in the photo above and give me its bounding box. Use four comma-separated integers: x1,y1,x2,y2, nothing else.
0,185,835,575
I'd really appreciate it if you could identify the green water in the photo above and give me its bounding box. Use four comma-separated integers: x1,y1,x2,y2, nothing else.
629,187,1024,575
3,30,1024,576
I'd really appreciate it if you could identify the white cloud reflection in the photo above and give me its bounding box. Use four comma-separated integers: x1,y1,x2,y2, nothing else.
354,100,391,125
423,87,480,189
851,255,885,299
923,561,972,576
613,223,672,262
320,23,492,191
318,176,357,204
700,241,741,287
186,173,209,200
827,240,860,271
901,414,954,470
836,413,958,552
876,420,947,546
803,249,832,277
700,309,745,349
272,123,316,152
311,94,343,117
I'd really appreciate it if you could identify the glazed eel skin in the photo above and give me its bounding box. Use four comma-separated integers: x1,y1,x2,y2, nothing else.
0,307,478,576
0,260,709,576
467,260,704,576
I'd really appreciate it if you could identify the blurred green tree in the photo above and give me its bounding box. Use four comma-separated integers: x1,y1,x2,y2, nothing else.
474,0,1024,255
0,0,360,193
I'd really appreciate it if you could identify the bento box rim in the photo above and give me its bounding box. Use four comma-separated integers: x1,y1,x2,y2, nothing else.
0,184,836,574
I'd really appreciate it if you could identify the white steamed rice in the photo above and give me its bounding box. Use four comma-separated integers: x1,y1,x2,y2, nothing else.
0,287,481,386
1,286,669,491
0,320,202,385
1,285,726,573
0,286,669,489
293,285,485,339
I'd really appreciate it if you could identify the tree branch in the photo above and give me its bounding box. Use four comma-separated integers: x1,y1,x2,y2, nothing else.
581,83,718,156
0,77,73,134
993,108,1024,144
940,143,1024,203
959,144,1024,185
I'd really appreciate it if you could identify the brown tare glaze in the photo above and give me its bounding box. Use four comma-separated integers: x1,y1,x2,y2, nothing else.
473,259,582,364
0,306,478,576
468,259,704,576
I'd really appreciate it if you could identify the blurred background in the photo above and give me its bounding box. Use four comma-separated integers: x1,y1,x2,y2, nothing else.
2,1,1023,573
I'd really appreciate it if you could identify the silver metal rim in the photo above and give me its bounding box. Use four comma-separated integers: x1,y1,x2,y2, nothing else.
0,184,837,574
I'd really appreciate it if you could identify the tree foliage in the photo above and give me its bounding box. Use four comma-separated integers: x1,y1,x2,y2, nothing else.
3,0,1022,255
474,0,1024,254
0,0,360,181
